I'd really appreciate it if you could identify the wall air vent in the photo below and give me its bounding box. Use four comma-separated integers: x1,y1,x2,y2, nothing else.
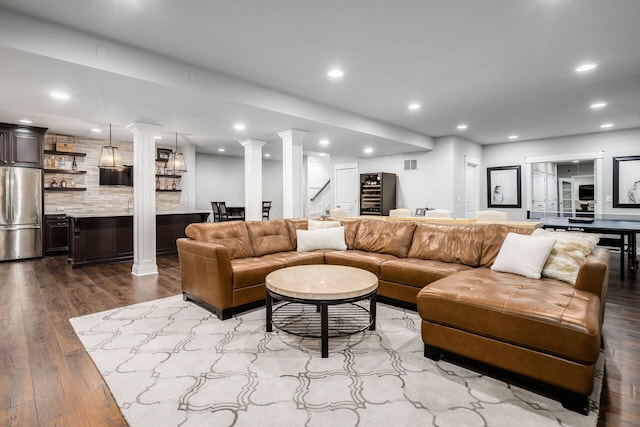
404,159,417,171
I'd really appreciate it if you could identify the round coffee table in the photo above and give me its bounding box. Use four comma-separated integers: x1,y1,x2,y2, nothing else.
265,264,378,358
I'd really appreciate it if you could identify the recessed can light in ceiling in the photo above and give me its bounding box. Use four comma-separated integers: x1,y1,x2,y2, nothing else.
508,135,519,140
50,91,70,100
218,148,225,152
90,128,101,133
264,153,271,157
364,147,373,154
456,124,468,130
590,102,607,109
575,63,597,73
327,68,344,79
600,123,613,129
408,103,421,110
233,123,246,131
19,119,32,124
319,139,329,146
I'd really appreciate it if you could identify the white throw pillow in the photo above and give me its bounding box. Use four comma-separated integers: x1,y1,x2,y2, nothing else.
532,228,599,285
308,219,342,230
296,226,347,252
491,232,557,279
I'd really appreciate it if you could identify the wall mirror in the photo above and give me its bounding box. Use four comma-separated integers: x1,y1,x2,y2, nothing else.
525,152,603,219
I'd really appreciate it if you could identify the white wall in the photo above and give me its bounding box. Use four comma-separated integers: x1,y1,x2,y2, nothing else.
483,128,640,219
195,153,283,220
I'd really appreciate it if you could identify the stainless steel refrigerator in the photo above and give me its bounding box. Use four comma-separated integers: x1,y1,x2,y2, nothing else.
0,166,42,261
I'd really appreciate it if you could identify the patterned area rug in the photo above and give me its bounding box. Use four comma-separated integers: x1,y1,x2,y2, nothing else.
70,295,602,427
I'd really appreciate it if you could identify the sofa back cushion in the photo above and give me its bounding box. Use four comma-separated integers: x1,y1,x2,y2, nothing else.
326,217,362,249
479,223,535,267
353,219,416,258
247,219,295,256
185,222,254,259
285,218,308,248
408,223,485,267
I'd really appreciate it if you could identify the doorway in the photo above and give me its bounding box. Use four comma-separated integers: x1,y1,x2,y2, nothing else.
333,163,359,217
464,157,479,218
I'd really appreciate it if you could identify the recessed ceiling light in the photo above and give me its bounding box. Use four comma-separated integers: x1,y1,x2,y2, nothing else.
575,63,597,73
19,119,32,124
364,147,373,154
600,123,613,129
508,135,519,140
50,91,70,100
233,123,246,131
218,148,225,152
456,124,468,130
319,139,329,146
408,103,421,111
154,136,162,140
319,153,327,157
90,128,102,133
264,153,271,158
572,160,580,163
590,102,607,109
327,68,344,79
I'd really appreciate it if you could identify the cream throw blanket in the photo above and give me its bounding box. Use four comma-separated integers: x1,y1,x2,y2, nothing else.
532,228,599,285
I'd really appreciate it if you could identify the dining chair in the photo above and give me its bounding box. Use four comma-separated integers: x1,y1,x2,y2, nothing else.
262,201,272,220
219,201,245,221
210,201,221,222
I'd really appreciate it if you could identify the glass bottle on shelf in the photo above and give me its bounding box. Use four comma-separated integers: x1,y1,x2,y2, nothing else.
50,156,56,169
155,177,160,190
70,178,76,188
60,177,67,188
172,179,177,190
59,157,66,169
50,177,58,188
72,156,77,170
164,179,169,190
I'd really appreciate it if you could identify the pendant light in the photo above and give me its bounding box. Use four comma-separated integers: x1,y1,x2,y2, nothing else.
166,131,187,173
98,123,120,167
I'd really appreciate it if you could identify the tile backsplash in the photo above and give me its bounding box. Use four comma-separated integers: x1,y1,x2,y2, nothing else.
44,134,181,214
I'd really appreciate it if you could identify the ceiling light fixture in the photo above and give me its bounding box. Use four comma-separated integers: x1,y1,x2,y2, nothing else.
19,119,32,124
327,68,344,79
590,102,607,109
264,153,271,158
233,123,246,131
98,123,120,168
600,123,613,129
218,148,225,152
50,91,70,100
408,103,421,111
90,128,101,133
575,63,597,73
508,135,519,140
166,132,187,173
456,124,468,130
319,139,329,146
364,147,373,154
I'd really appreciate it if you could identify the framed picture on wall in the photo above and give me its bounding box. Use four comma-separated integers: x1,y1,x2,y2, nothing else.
613,155,640,208
487,165,521,208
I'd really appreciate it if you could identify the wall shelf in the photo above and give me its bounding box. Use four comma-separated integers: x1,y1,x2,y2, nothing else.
44,150,86,157
155,174,181,178
45,187,87,192
156,189,181,192
44,169,87,174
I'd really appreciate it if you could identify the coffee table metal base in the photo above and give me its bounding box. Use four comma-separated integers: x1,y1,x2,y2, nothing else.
266,289,377,358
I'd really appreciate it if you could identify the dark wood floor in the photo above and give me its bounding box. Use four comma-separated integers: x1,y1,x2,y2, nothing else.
0,253,638,426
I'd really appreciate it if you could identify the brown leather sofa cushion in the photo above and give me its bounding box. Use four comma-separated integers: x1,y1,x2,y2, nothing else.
380,258,473,288
328,217,361,249
417,268,601,364
408,223,484,266
231,257,284,289
478,224,534,267
353,219,416,257
285,218,308,248
324,250,398,275
185,222,254,259
246,220,295,256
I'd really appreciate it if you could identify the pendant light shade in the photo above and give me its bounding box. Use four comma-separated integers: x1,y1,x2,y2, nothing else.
98,123,120,167
166,132,187,173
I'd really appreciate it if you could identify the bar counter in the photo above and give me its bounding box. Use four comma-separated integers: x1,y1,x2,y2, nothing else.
67,210,209,268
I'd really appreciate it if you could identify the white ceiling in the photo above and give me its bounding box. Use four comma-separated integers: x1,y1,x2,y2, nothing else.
0,0,639,159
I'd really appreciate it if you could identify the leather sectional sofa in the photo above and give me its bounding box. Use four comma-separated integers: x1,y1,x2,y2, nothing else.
176,217,609,413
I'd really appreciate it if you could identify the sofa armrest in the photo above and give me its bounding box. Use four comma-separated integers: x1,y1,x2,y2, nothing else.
574,246,609,326
177,238,234,311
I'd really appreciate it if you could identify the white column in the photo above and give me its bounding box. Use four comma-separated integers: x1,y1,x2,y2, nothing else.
278,129,307,218
239,139,267,221
179,142,196,210
127,122,161,276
